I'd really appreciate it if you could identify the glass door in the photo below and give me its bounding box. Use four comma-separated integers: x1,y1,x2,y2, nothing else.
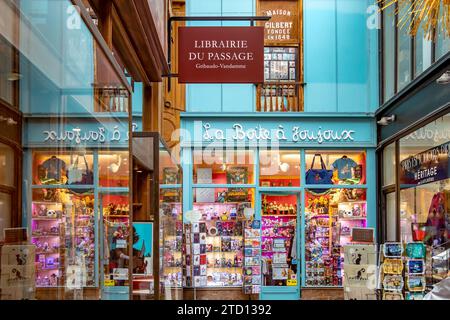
260,192,301,300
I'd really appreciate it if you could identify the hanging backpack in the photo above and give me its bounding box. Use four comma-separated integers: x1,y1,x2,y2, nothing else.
67,155,83,185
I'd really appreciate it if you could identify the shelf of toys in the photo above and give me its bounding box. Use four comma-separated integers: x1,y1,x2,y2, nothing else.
261,194,298,287
31,190,96,288
305,188,367,287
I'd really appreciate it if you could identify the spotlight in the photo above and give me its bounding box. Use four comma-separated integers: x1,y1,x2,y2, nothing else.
436,70,450,85
377,115,396,126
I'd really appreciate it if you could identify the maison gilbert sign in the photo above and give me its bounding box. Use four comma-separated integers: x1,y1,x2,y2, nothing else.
400,141,450,186
258,0,299,44
178,27,264,83
200,122,355,144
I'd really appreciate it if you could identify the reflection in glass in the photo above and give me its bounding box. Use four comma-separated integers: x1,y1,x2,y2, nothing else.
193,150,254,184
259,150,300,187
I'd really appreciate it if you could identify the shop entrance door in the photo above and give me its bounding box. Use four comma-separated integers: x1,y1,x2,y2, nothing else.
259,192,301,300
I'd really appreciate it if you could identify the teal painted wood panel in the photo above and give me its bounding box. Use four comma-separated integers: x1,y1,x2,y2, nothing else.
336,0,369,113
303,0,338,112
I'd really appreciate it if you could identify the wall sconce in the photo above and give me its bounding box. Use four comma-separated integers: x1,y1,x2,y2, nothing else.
377,115,396,126
0,116,17,125
436,70,450,85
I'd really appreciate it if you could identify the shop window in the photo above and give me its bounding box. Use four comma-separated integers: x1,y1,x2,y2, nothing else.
383,5,395,101
0,142,14,187
188,187,254,287
259,150,300,187
305,150,366,185
397,2,412,91
261,193,298,287
383,143,396,187
258,47,300,112
160,149,181,185
305,189,367,286
0,34,16,106
98,151,129,188
435,2,450,61
193,149,254,185
399,113,450,247
32,151,94,186
386,192,397,241
160,188,183,297
0,192,11,241
31,188,96,288
414,26,432,77
100,193,130,288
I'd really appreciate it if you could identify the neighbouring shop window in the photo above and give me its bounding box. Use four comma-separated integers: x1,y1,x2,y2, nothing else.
383,143,396,187
0,192,11,241
160,188,183,297
397,2,412,91
33,151,94,186
160,149,181,185
305,150,366,185
193,149,254,185
436,2,450,60
187,187,254,287
0,34,16,106
386,192,397,241
98,151,129,188
414,26,432,77
31,188,96,288
305,188,367,286
383,4,395,101
261,193,298,286
0,142,14,187
259,150,300,187
398,113,450,248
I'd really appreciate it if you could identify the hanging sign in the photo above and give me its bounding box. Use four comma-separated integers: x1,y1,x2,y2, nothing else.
399,141,450,186
178,26,264,83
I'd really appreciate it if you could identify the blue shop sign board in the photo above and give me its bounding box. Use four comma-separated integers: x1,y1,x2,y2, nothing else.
180,115,376,148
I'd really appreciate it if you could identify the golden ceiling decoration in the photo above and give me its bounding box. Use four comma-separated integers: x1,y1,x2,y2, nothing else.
378,0,450,39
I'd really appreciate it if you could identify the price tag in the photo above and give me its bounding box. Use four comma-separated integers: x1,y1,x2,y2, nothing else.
104,279,115,286
287,279,297,286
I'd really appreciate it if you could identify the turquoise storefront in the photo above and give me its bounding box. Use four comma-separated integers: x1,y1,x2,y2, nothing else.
179,113,377,300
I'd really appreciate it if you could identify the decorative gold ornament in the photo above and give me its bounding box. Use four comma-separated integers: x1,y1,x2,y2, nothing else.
378,0,450,39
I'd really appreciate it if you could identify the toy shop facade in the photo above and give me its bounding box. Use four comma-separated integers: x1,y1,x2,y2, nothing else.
179,114,377,300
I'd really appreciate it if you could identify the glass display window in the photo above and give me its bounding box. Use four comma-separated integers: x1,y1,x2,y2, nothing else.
32,151,94,186
31,188,96,288
0,143,15,187
160,188,183,295
189,188,254,287
264,47,298,81
259,150,300,187
160,149,181,185
261,193,298,287
305,188,367,287
305,150,366,185
98,151,129,188
100,193,130,287
399,114,450,248
193,149,254,185
0,192,11,241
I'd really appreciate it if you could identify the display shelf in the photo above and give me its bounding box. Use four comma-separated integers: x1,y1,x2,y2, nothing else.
262,214,297,218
